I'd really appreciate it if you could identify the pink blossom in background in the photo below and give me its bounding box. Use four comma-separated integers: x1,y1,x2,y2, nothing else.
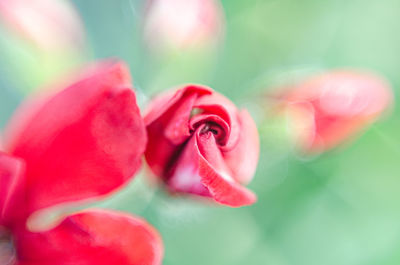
143,0,224,51
0,0,84,51
0,61,163,265
144,85,259,207
282,70,393,153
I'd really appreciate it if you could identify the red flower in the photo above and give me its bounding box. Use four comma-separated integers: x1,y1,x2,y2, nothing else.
0,61,163,264
144,85,259,207
283,70,392,153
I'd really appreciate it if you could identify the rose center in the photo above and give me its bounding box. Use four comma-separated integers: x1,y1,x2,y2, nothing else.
0,227,16,265
199,122,227,144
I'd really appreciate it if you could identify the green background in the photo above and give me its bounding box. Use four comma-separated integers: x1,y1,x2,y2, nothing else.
0,0,399,264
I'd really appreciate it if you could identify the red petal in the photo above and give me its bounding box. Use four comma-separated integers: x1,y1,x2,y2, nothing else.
188,91,260,184
193,91,240,148
199,158,257,207
167,135,210,196
0,152,25,226
169,131,256,207
4,61,147,217
222,110,260,184
143,84,211,125
196,132,256,207
145,93,197,178
14,209,163,265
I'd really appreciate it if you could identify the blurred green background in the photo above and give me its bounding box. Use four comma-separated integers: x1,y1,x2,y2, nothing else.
1,0,400,264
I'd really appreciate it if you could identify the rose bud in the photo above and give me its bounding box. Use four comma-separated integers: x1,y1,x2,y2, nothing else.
144,85,259,207
143,0,224,52
282,70,393,153
0,0,84,51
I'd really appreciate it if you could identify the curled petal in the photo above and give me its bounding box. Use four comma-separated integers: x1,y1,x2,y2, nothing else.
0,152,25,226
168,131,256,206
167,135,210,196
14,209,163,265
199,159,257,207
222,110,259,184
189,114,229,145
144,85,211,125
4,61,147,217
144,85,211,177
196,132,256,206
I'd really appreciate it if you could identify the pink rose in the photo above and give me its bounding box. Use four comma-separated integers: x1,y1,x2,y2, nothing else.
144,85,259,207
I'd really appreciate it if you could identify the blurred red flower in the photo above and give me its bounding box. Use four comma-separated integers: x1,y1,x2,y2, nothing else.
0,61,163,265
144,85,259,207
282,70,393,153
143,0,224,51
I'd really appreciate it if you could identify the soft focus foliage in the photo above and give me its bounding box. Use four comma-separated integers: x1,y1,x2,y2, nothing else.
1,0,400,265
